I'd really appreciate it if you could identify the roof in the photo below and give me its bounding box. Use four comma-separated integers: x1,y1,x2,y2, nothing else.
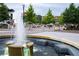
8,9,14,12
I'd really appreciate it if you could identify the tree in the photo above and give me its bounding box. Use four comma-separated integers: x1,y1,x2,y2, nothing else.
42,9,54,24
58,15,64,25
24,4,37,24
36,15,42,24
75,6,79,29
62,3,77,24
0,3,9,22
75,6,79,24
62,3,79,30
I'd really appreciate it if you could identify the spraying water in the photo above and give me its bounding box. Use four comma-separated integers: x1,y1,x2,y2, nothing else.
15,10,27,45
6,4,27,46
15,13,26,44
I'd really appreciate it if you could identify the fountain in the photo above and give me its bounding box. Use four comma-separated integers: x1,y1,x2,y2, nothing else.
6,4,33,56
15,10,26,45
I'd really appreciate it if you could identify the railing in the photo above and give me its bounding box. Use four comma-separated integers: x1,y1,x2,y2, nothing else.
26,27,55,34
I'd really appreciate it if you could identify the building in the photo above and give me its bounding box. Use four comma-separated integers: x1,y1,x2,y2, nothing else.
54,16,60,24
36,15,42,23
8,9,14,20
0,9,15,29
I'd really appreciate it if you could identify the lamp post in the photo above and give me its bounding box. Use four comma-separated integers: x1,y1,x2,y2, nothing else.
23,4,25,20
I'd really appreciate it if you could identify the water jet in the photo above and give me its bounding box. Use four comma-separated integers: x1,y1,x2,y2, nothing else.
6,4,33,56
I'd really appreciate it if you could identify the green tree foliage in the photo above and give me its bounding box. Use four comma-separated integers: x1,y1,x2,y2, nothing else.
75,6,79,24
36,15,42,24
58,15,64,25
62,3,77,24
42,9,54,24
61,3,79,30
75,6,79,29
24,4,37,24
0,3,9,22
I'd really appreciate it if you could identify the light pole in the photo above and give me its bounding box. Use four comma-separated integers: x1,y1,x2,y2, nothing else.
23,4,25,20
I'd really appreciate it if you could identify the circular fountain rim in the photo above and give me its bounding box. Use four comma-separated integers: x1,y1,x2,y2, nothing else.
27,32,79,50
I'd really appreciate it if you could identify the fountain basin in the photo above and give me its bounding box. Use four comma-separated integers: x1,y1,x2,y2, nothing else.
27,32,79,49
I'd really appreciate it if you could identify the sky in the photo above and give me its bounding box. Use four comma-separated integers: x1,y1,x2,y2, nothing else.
5,3,79,20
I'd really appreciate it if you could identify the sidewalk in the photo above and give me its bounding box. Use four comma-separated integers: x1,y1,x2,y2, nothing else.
0,28,79,36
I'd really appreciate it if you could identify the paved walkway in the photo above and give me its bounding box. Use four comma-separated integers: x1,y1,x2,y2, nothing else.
0,27,54,36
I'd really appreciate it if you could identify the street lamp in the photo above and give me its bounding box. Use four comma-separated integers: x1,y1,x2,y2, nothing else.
23,4,25,20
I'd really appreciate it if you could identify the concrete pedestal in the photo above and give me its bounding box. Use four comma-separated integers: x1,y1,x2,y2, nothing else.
26,42,33,56
7,42,33,56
